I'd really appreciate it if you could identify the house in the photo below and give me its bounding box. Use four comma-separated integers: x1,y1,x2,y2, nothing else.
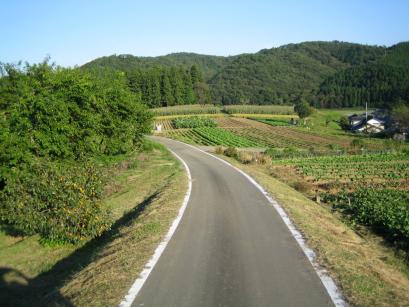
352,118,386,133
348,110,389,134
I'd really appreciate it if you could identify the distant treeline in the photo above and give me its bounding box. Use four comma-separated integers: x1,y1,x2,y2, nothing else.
91,65,210,108
317,64,409,108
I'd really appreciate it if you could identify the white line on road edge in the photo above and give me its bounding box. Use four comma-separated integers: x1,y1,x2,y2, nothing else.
118,149,192,307
178,141,346,307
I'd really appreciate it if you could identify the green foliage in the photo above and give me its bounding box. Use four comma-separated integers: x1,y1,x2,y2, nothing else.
172,116,216,128
317,63,409,108
125,65,208,107
294,100,314,118
391,103,409,129
324,189,409,241
339,116,351,131
0,60,152,243
82,41,409,109
0,159,110,243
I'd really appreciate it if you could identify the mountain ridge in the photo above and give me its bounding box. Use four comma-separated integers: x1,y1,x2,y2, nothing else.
82,41,409,107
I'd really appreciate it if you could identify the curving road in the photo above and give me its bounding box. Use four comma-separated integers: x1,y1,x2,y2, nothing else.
132,137,334,307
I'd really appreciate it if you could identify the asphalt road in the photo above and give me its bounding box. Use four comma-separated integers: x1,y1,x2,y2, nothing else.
132,137,334,307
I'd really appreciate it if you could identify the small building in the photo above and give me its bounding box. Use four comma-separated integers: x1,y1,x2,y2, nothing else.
348,109,389,134
352,118,386,134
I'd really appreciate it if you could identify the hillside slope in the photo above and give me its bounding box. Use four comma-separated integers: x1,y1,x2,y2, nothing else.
83,41,408,107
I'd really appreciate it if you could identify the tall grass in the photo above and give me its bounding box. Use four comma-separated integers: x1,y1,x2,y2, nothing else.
151,104,221,116
223,105,295,115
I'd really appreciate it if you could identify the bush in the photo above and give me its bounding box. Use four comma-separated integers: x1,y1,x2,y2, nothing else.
0,159,110,243
294,99,314,119
339,116,351,131
224,147,238,158
214,146,224,154
254,153,272,165
237,151,253,164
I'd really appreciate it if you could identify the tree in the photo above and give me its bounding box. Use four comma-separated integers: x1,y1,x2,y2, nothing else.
294,99,314,119
391,103,409,129
160,72,174,106
190,64,203,84
194,82,210,105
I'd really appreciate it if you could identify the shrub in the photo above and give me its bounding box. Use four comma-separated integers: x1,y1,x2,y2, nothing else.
0,159,110,243
237,151,253,164
254,153,272,165
292,180,313,193
224,147,238,158
339,116,351,131
294,99,314,119
214,146,224,154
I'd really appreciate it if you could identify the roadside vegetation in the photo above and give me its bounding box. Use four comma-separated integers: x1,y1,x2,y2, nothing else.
0,61,190,305
0,60,152,244
0,140,187,306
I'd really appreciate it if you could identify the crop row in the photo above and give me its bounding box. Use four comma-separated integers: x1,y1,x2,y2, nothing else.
172,116,217,128
223,105,295,115
152,104,221,116
324,189,409,241
163,127,262,147
193,127,262,147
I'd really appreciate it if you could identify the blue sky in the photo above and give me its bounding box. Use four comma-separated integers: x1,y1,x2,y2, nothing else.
1,0,408,67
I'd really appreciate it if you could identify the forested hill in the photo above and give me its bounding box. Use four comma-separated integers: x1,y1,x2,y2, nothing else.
83,41,409,108
82,52,232,81
317,42,409,108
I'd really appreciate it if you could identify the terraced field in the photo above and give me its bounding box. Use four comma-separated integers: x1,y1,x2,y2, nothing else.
155,116,384,151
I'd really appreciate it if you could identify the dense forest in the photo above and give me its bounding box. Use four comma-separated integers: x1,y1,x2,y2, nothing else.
125,65,210,107
83,41,409,108
0,61,152,243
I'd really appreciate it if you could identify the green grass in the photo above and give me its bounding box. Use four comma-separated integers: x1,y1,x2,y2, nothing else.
0,139,188,306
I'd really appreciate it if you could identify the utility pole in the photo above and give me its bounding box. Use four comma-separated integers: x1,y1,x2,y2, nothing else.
366,101,368,122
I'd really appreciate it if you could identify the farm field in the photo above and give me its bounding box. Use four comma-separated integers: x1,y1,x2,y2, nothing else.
154,106,409,254
155,115,388,153
271,153,409,193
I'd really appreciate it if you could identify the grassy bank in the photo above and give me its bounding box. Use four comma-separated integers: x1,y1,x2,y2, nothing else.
0,140,187,306
217,154,409,306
